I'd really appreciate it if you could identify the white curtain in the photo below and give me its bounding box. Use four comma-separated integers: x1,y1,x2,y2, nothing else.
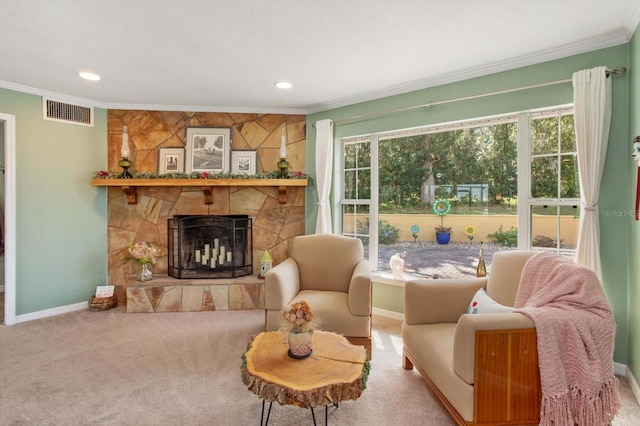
315,119,334,234
572,66,612,280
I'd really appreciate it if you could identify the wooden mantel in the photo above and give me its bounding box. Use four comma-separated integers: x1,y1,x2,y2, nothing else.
91,178,308,205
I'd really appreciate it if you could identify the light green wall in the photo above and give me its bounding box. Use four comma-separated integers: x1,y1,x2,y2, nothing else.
628,25,640,382
372,282,404,313
307,45,632,364
0,88,108,315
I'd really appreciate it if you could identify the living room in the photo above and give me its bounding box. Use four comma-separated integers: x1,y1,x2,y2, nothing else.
0,1,639,424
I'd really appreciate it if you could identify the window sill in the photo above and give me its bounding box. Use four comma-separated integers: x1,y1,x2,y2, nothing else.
371,272,409,287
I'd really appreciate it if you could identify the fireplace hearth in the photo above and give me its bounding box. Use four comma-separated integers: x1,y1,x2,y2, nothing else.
168,215,253,279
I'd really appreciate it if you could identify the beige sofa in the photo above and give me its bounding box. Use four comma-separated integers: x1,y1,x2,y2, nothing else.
401,250,541,425
264,234,372,356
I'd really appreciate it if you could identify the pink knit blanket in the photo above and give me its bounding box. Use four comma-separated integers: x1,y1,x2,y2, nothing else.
514,252,619,426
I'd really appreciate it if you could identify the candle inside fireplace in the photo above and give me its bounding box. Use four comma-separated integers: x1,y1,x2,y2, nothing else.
226,252,232,262
195,250,201,263
204,244,210,258
219,254,224,264
210,258,216,268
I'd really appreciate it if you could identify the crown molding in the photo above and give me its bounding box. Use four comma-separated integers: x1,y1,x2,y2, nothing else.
104,102,307,115
0,81,307,115
0,81,106,109
305,32,631,115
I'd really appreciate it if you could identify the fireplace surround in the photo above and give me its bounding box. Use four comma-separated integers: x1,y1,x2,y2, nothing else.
168,215,253,279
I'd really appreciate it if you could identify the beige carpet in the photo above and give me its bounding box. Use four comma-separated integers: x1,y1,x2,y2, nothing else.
0,306,638,425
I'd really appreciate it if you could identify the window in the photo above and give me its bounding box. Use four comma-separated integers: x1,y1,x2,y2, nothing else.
341,137,373,259
525,109,580,257
339,106,578,277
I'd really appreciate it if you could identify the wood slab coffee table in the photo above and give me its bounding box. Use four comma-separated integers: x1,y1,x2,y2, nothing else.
242,330,370,425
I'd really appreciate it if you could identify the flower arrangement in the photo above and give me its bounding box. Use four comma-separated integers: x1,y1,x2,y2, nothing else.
283,300,317,333
127,241,163,265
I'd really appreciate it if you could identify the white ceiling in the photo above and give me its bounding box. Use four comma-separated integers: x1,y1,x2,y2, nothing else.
1,0,639,114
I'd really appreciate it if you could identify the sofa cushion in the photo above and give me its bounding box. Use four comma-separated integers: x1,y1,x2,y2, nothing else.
401,323,474,422
466,288,514,314
485,250,536,306
291,234,363,293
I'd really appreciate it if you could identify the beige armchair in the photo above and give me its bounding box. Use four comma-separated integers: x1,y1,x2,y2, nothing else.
402,250,541,425
264,234,372,357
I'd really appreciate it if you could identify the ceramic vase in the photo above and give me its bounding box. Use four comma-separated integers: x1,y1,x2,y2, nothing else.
288,330,313,359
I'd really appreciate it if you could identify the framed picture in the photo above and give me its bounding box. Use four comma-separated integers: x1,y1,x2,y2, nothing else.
185,127,231,173
231,150,257,175
158,148,185,173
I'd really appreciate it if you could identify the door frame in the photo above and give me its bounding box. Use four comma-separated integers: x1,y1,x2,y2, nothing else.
1,113,16,325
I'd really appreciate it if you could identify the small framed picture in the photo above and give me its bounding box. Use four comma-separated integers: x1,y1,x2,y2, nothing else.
231,150,257,175
185,127,231,173
158,148,185,173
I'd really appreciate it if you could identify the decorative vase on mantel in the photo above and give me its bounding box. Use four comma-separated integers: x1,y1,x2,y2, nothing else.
136,263,153,282
287,329,313,359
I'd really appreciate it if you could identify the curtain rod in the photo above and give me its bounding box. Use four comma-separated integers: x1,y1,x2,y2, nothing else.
320,66,627,127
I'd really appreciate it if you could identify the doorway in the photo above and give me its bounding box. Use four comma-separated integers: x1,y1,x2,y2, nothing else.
0,113,16,325
0,120,3,324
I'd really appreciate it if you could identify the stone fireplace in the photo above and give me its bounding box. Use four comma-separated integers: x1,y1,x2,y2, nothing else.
168,215,253,279
105,110,307,308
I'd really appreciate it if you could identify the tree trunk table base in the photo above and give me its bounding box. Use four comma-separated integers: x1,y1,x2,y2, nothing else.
242,331,370,424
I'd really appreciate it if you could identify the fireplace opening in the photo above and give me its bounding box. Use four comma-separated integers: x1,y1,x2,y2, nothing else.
168,215,253,279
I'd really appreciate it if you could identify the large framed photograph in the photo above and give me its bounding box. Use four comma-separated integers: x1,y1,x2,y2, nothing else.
158,148,185,174
231,150,257,175
185,127,231,173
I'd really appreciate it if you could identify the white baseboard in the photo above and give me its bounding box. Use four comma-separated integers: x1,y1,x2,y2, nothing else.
13,301,88,324
372,307,405,322
621,364,640,406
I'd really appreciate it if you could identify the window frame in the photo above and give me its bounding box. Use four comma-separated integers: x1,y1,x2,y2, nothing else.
337,104,576,273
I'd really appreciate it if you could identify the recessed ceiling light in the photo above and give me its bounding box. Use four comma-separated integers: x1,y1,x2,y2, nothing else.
275,81,292,89
78,71,101,81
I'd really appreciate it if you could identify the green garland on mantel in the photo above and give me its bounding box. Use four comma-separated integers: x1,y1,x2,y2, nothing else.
93,170,313,184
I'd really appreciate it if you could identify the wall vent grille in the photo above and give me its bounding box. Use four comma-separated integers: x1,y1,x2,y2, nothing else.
42,98,93,127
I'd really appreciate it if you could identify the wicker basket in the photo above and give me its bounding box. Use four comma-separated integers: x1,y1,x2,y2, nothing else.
88,294,118,311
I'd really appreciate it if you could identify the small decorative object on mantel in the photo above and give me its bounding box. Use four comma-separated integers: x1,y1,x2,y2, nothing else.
88,285,117,311
282,300,317,359
118,125,133,178
277,127,289,178
127,241,163,282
